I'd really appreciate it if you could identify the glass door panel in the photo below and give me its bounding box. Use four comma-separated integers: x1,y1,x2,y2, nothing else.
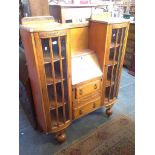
40,34,70,129
113,27,126,98
105,27,126,103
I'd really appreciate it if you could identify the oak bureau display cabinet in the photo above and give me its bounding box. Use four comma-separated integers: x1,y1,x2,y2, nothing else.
20,16,129,143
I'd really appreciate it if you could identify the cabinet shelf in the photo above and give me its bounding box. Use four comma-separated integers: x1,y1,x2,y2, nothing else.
46,76,65,85
44,53,65,64
110,42,120,49
50,100,66,110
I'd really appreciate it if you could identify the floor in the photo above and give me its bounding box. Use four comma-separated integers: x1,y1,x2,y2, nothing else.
19,68,135,155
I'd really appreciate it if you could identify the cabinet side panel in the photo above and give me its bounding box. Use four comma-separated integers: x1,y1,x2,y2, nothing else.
20,29,47,131
89,22,114,106
88,22,108,70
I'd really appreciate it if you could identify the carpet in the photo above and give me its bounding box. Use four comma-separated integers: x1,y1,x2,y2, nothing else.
55,114,135,155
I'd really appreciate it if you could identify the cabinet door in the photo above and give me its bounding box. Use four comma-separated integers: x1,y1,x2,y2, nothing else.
104,26,128,104
35,31,71,132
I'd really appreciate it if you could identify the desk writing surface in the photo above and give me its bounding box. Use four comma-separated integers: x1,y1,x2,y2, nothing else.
71,51,102,85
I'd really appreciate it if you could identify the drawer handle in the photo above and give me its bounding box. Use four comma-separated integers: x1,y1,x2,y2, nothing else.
94,84,97,89
93,103,96,108
79,89,83,95
79,109,83,115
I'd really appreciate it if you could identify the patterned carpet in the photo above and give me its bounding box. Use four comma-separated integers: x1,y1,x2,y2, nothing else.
55,115,135,155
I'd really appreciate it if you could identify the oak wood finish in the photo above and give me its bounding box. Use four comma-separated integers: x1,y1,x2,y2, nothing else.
75,78,101,99
73,97,101,119
20,16,129,142
69,27,88,55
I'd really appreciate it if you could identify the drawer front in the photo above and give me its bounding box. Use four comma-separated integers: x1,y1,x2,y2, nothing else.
73,91,101,108
73,98,101,119
75,79,101,98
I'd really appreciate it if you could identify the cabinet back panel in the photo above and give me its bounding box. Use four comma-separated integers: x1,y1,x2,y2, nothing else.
69,27,88,55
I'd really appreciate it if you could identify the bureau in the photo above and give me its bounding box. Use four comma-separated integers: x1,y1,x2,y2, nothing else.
20,16,129,143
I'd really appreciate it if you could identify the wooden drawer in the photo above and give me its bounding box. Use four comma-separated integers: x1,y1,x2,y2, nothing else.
73,97,101,119
73,91,101,108
75,78,101,99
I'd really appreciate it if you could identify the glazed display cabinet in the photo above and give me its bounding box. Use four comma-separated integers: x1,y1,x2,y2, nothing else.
20,16,129,142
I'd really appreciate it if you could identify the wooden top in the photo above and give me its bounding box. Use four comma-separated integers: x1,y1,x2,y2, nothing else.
91,17,130,24
71,50,102,85
21,16,55,24
20,16,89,32
20,16,130,32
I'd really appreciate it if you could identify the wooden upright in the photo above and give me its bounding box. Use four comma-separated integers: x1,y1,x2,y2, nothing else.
20,16,129,143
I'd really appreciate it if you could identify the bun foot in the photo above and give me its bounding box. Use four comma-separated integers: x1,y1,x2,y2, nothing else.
106,108,112,117
55,130,66,143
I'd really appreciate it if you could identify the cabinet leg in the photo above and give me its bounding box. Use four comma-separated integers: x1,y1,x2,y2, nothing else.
106,107,113,117
55,130,66,143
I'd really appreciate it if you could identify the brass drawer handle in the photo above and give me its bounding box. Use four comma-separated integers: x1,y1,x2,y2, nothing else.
79,89,83,95
93,103,96,108
79,109,83,115
94,84,97,89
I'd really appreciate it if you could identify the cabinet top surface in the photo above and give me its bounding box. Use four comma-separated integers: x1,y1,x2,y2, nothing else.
91,17,130,24
20,16,89,32
20,16,130,32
